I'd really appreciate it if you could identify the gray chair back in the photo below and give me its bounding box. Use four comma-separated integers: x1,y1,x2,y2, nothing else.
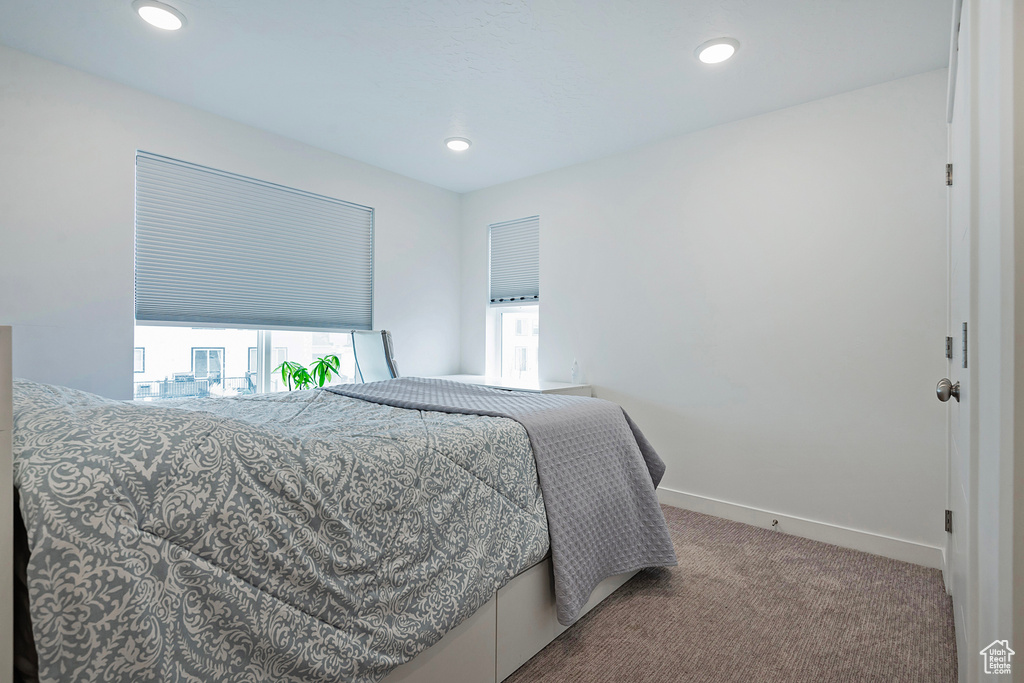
351,330,399,383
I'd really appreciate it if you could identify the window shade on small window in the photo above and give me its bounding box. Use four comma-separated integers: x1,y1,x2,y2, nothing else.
489,216,539,303
135,152,374,330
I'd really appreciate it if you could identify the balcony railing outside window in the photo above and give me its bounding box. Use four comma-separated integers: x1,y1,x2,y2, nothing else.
134,374,258,401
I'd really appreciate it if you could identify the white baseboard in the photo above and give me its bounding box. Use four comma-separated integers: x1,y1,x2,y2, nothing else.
657,486,943,569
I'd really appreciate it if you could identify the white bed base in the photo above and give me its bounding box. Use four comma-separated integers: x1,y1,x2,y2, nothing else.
386,560,637,683
0,329,634,683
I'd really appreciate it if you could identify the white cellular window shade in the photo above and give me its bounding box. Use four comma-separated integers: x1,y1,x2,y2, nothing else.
135,152,374,330
489,216,539,304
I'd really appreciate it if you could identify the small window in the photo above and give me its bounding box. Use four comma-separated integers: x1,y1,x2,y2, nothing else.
134,348,145,373
489,216,540,383
497,306,539,382
489,216,539,304
192,348,225,384
248,347,258,373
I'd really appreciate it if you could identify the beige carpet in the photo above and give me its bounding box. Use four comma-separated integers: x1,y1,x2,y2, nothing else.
507,506,956,683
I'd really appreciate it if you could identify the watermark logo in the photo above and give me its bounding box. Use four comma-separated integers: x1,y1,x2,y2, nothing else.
980,640,1015,676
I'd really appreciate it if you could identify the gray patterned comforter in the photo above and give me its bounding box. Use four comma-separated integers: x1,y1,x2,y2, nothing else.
13,380,549,682
325,378,677,625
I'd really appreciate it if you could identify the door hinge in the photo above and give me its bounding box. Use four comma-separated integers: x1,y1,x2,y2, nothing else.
962,322,968,369
946,163,953,186
945,509,953,534
945,336,953,359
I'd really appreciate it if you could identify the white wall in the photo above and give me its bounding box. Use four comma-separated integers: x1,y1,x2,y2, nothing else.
460,70,949,550
0,45,462,399
0,42,953,554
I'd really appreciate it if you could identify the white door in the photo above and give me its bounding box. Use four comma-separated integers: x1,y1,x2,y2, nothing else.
943,3,1024,679
945,2,976,682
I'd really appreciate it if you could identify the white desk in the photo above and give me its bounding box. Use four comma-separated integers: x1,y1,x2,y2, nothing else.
429,375,592,397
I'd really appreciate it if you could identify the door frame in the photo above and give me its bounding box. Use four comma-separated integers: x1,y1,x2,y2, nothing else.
945,3,977,678
944,1,1023,680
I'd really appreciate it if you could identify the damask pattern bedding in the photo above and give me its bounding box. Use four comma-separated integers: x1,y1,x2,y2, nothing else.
13,380,549,683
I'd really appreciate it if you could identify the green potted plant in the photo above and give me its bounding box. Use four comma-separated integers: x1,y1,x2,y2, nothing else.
276,355,344,390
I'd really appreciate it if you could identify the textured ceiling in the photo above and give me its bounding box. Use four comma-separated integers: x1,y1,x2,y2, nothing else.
0,0,951,192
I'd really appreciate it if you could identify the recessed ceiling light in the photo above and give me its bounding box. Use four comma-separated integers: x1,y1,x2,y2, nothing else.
133,0,187,30
696,38,739,64
445,137,472,152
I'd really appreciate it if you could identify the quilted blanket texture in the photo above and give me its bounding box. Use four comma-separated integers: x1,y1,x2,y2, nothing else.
13,381,548,682
325,377,677,625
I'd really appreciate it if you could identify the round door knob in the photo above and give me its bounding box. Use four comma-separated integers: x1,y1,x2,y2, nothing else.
936,378,960,403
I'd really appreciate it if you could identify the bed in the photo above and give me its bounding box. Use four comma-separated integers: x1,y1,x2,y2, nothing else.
6,347,674,682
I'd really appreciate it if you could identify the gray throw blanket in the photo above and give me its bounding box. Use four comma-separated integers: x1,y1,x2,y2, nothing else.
325,377,677,624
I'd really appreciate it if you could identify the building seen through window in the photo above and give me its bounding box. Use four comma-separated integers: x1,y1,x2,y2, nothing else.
133,326,355,400
498,306,539,382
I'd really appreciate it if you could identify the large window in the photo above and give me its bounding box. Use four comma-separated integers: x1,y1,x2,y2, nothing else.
268,330,351,392
133,326,355,400
489,216,540,383
133,152,372,400
135,152,374,331
248,347,287,374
